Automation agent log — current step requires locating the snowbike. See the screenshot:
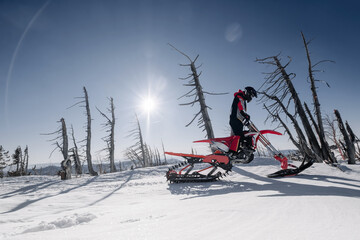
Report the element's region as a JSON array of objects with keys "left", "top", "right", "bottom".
[{"left": 166, "top": 121, "right": 314, "bottom": 183}]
